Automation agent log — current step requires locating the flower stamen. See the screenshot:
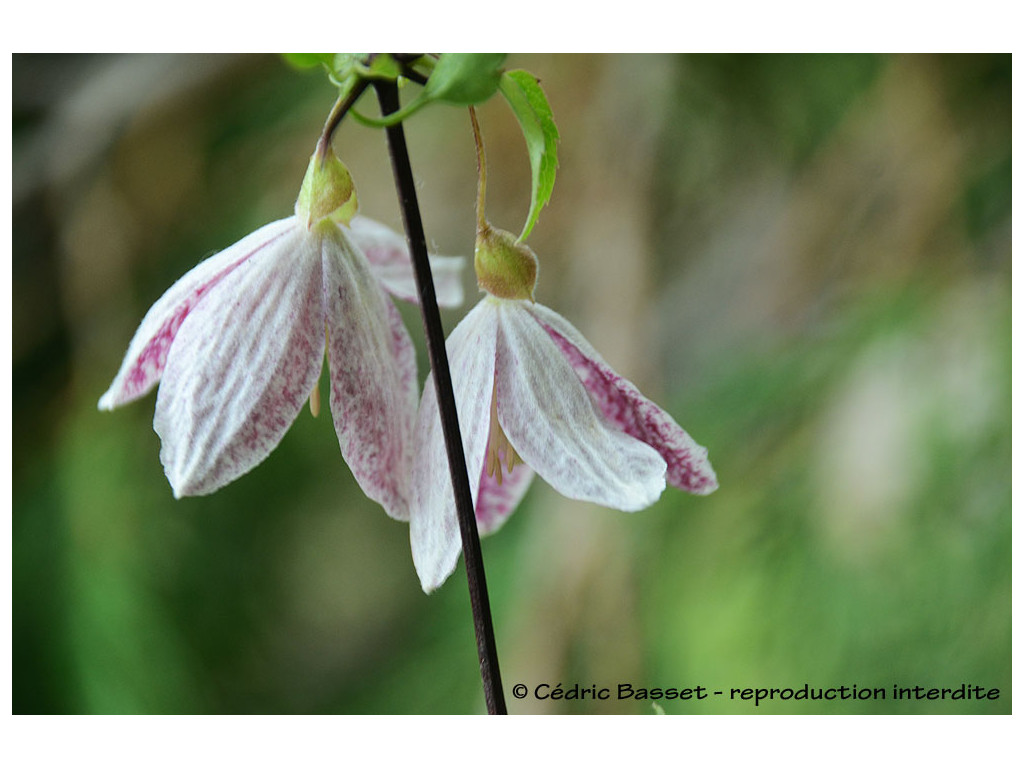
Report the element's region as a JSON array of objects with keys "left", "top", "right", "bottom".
[
  {"left": 485, "top": 382, "right": 521, "bottom": 485},
  {"left": 310, "top": 328, "right": 329, "bottom": 418},
  {"left": 309, "top": 381, "right": 321, "bottom": 418}
]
